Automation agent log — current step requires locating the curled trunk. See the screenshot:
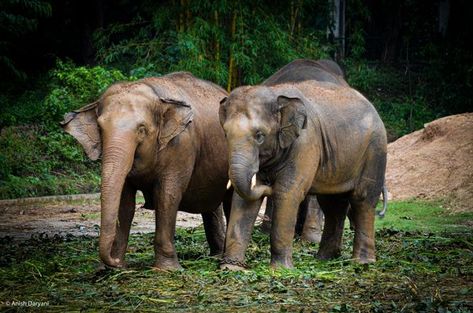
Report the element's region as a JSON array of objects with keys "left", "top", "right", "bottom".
[{"left": 228, "top": 151, "right": 271, "bottom": 201}]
